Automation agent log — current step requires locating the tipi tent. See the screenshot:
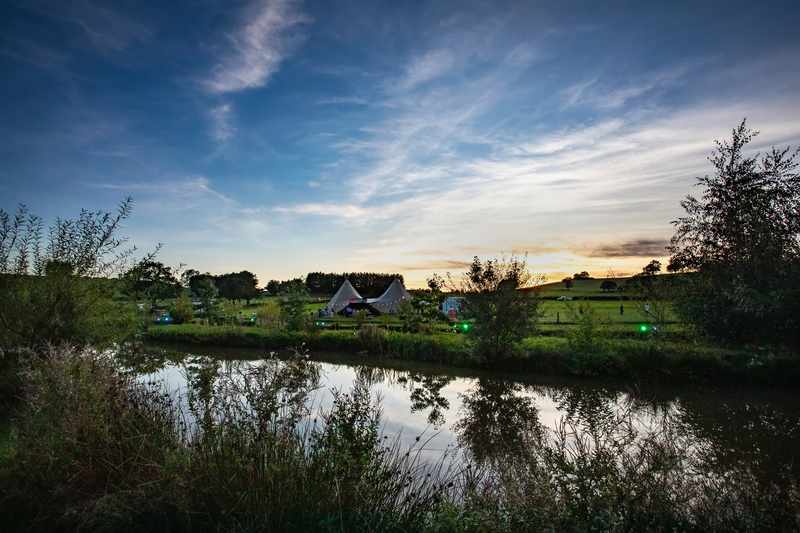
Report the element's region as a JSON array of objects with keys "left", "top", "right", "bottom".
[
  {"left": 369, "top": 279, "right": 412, "bottom": 314},
  {"left": 325, "top": 279, "right": 363, "bottom": 315}
]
